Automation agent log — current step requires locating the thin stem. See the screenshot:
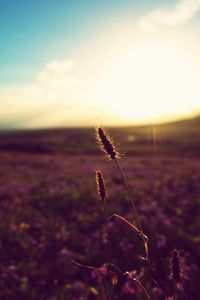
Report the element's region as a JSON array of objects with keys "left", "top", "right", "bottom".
[
  {"left": 103, "top": 199, "right": 113, "bottom": 300},
  {"left": 114, "top": 158, "right": 149, "bottom": 260},
  {"left": 102, "top": 199, "right": 112, "bottom": 265},
  {"left": 125, "top": 271, "right": 151, "bottom": 300},
  {"left": 73, "top": 260, "right": 150, "bottom": 300},
  {"left": 173, "top": 281, "right": 178, "bottom": 300},
  {"left": 114, "top": 158, "right": 153, "bottom": 299},
  {"left": 107, "top": 214, "right": 140, "bottom": 234},
  {"left": 114, "top": 158, "right": 142, "bottom": 232},
  {"left": 103, "top": 200, "right": 107, "bottom": 238}
]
